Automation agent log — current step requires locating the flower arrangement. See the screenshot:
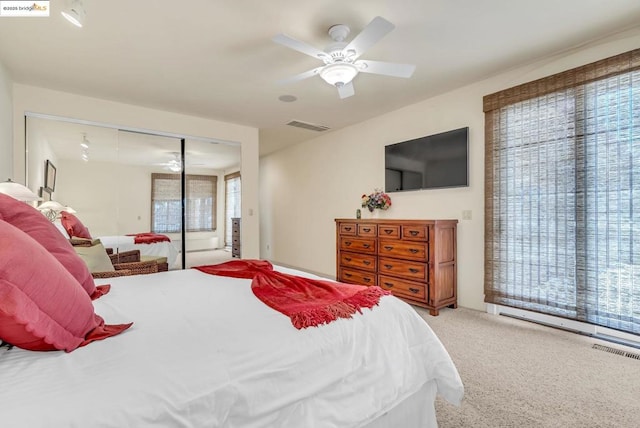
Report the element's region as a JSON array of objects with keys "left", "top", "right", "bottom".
[{"left": 361, "top": 189, "right": 392, "bottom": 212}]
